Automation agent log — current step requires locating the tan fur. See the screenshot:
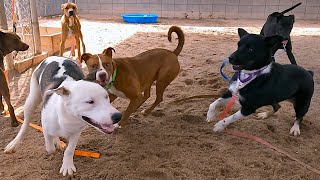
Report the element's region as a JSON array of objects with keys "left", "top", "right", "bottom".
[
  {"left": 59, "top": 3, "right": 85, "bottom": 63},
  {"left": 0, "top": 31, "right": 29, "bottom": 127},
  {"left": 82, "top": 26, "right": 185, "bottom": 126}
]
